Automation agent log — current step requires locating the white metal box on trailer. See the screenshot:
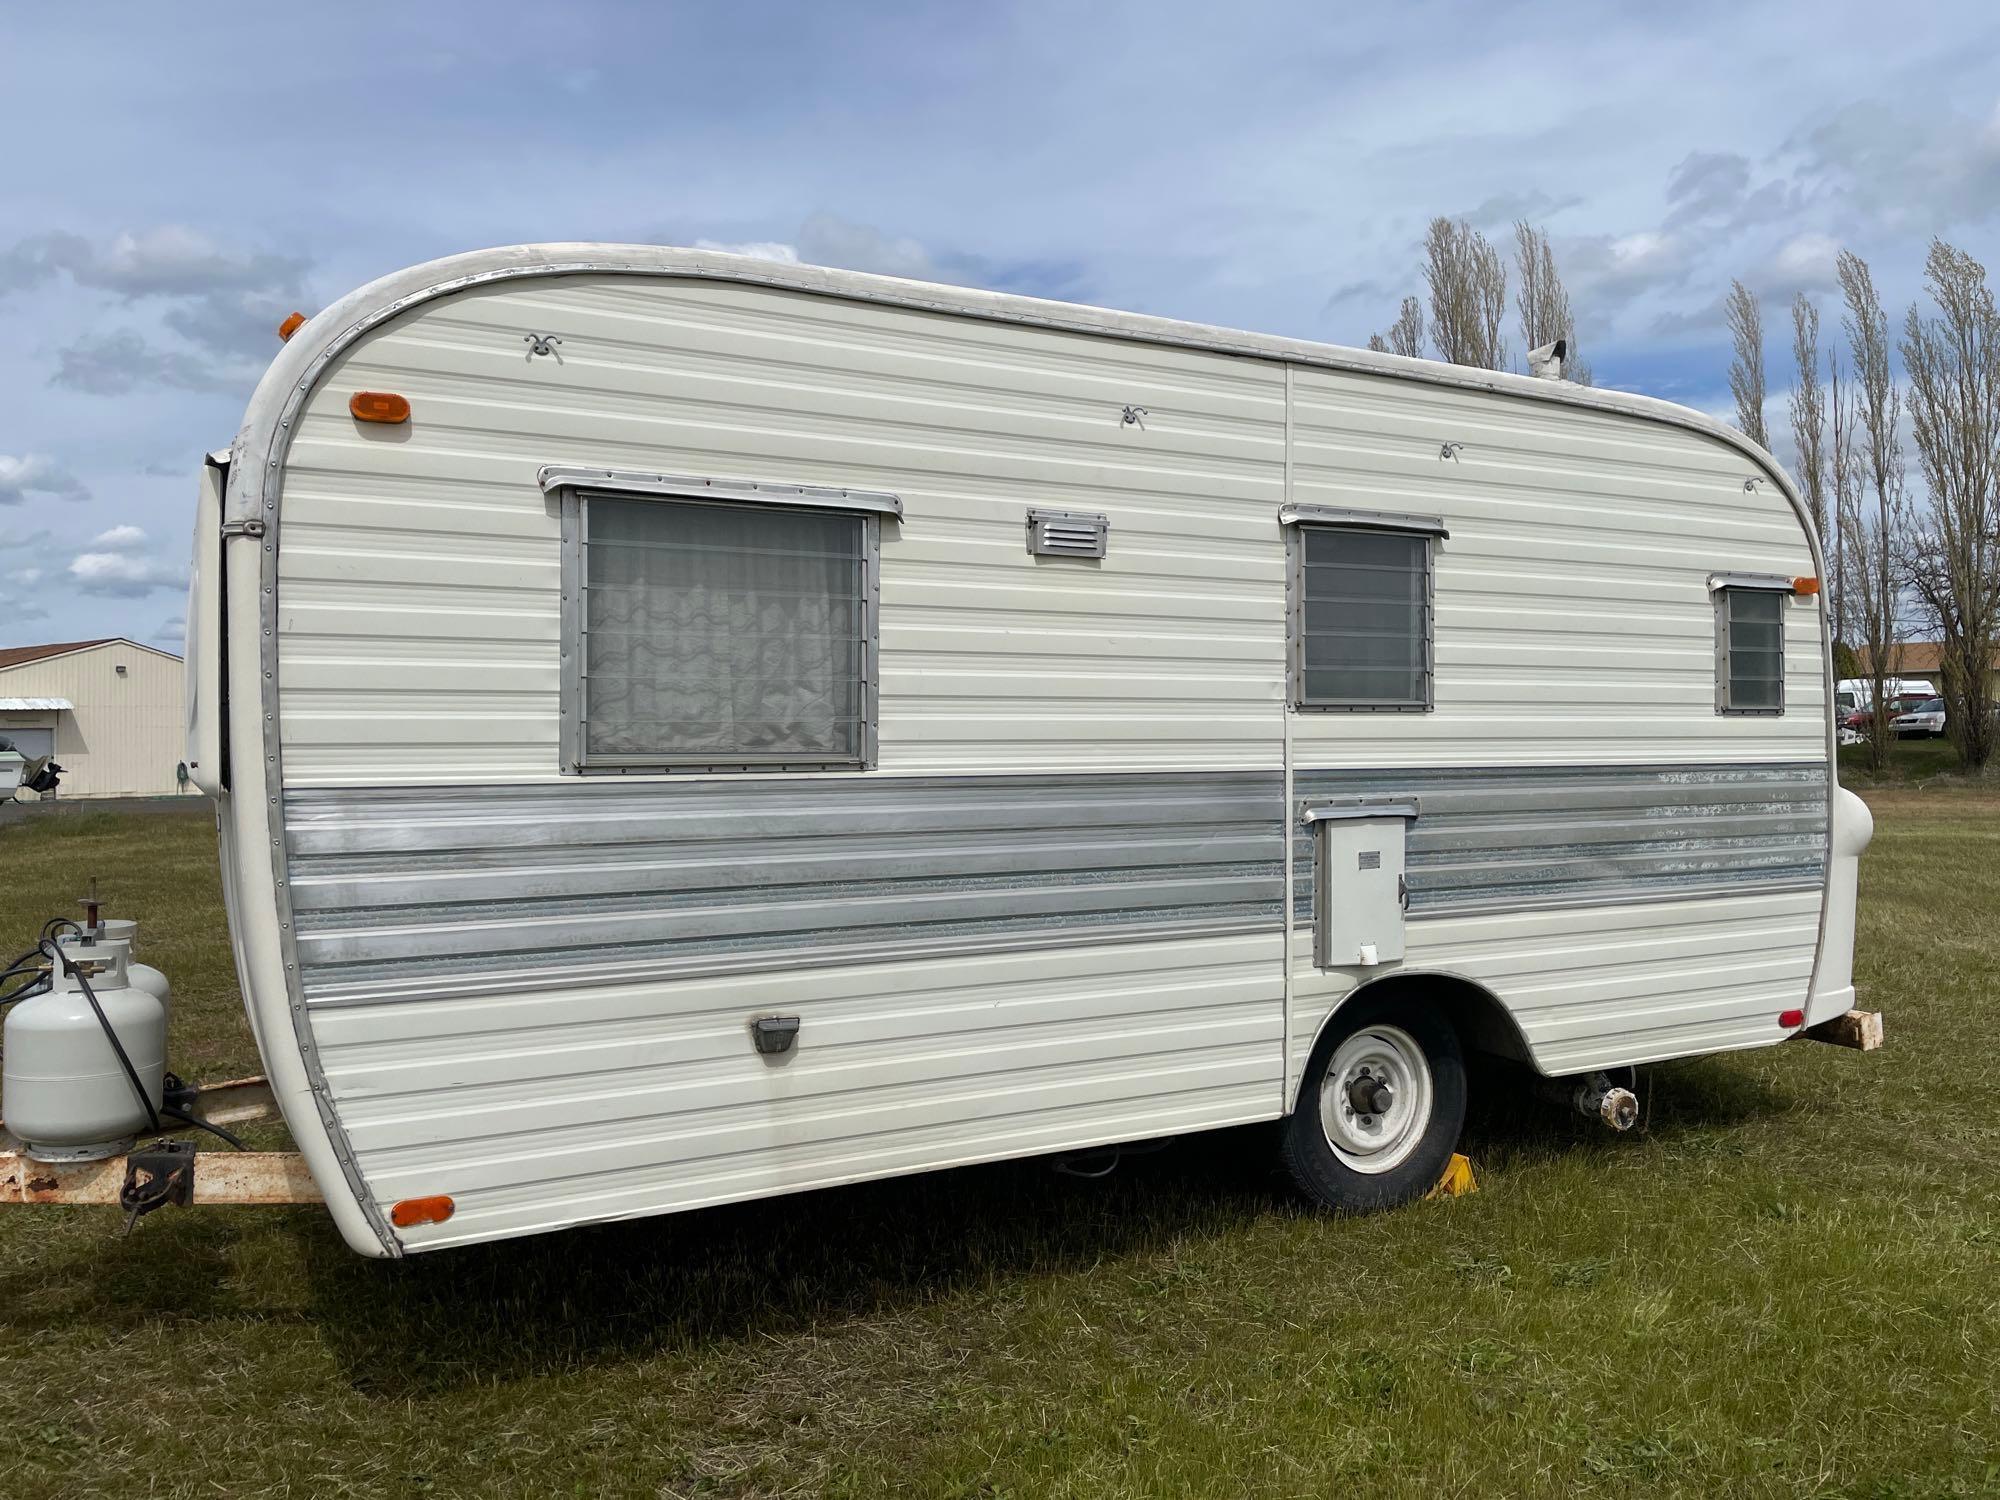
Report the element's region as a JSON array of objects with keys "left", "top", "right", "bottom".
[{"left": 175, "top": 244, "right": 1872, "bottom": 1257}]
